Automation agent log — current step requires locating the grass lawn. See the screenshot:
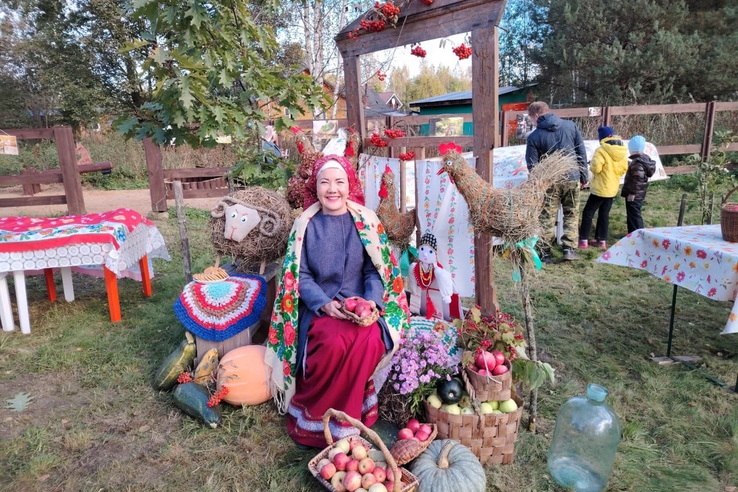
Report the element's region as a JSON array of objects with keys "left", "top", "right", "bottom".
[{"left": 1, "top": 178, "right": 737, "bottom": 492}]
